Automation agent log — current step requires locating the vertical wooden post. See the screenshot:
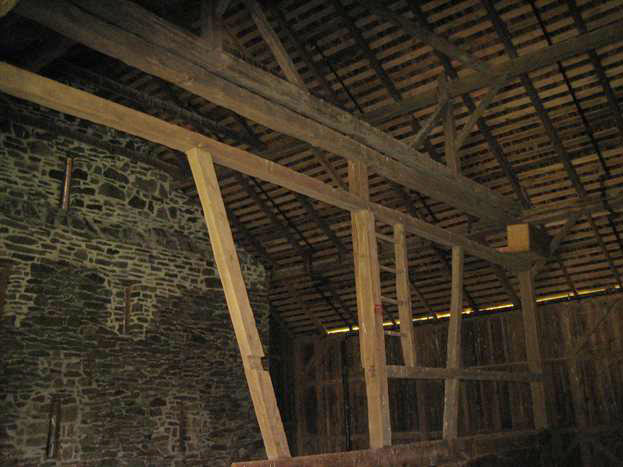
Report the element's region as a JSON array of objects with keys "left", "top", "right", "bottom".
[
  {"left": 518, "top": 269, "right": 549, "bottom": 430},
  {"left": 201, "top": 0, "right": 224, "bottom": 49},
  {"left": 348, "top": 160, "right": 392, "bottom": 449},
  {"left": 187, "top": 147, "right": 290, "bottom": 459},
  {"left": 561, "top": 309, "right": 592, "bottom": 466},
  {"left": 393, "top": 223, "right": 416, "bottom": 367},
  {"left": 440, "top": 74, "right": 459, "bottom": 175},
  {"left": 443, "top": 246, "right": 464, "bottom": 440}
]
